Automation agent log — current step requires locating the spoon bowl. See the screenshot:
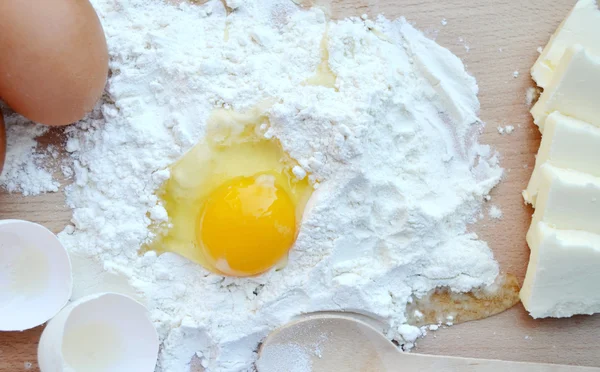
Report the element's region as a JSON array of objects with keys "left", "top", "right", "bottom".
[{"left": 258, "top": 314, "right": 599, "bottom": 372}]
